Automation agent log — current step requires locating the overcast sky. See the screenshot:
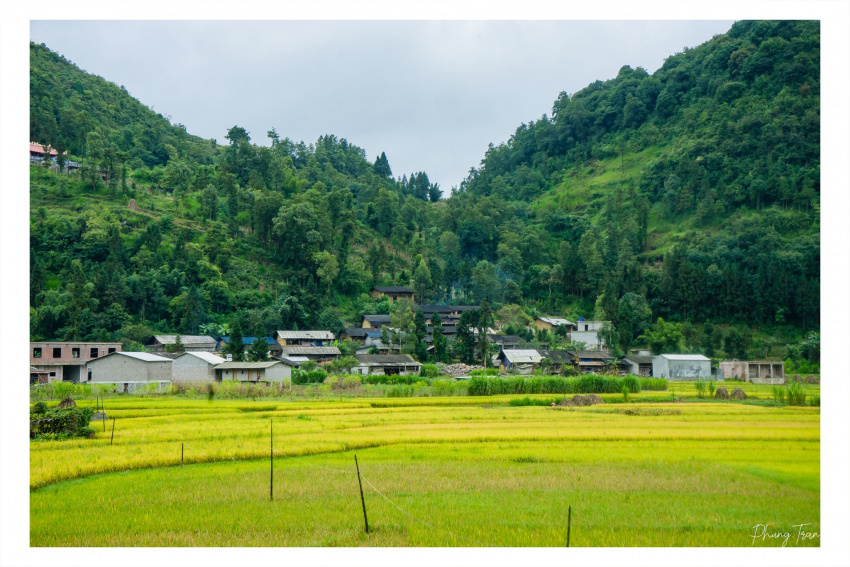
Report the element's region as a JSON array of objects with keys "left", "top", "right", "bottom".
[{"left": 30, "top": 20, "right": 734, "bottom": 192}]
